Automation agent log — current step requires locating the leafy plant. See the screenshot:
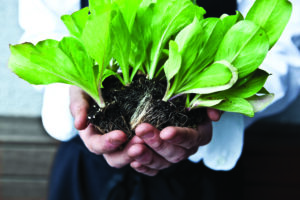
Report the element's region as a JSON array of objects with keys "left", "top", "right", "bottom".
[{"left": 8, "top": 0, "right": 292, "bottom": 117}]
